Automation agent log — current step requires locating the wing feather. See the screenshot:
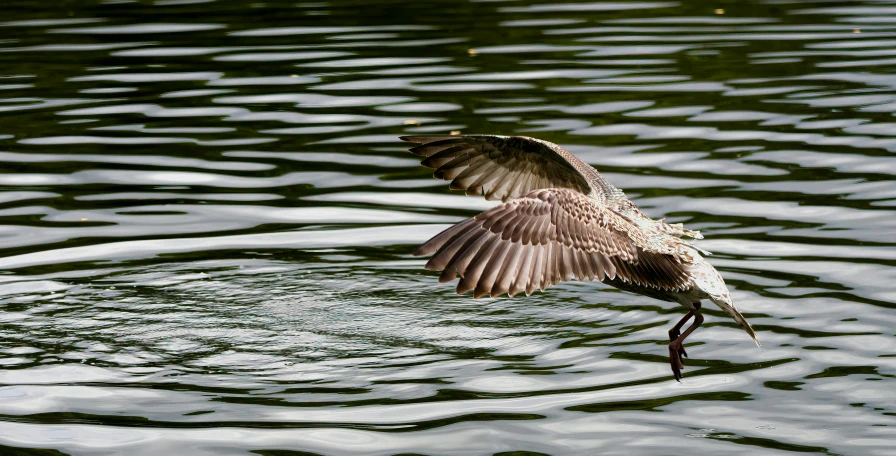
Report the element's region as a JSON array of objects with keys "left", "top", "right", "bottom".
[
  {"left": 527, "top": 243, "right": 544, "bottom": 295},
  {"left": 476, "top": 241, "right": 512, "bottom": 298},
  {"left": 509, "top": 247, "right": 534, "bottom": 297},
  {"left": 428, "top": 225, "right": 480, "bottom": 273},
  {"left": 402, "top": 135, "right": 611, "bottom": 201},
  {"left": 458, "top": 236, "right": 502, "bottom": 294},
  {"left": 414, "top": 188, "right": 693, "bottom": 298},
  {"left": 421, "top": 145, "right": 472, "bottom": 169}
]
